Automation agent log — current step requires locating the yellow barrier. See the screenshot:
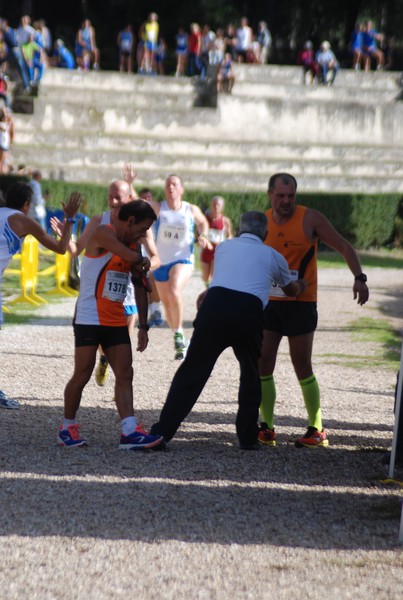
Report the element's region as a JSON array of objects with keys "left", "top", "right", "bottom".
[
  {"left": 6, "top": 235, "right": 47, "bottom": 306},
  {"left": 45, "top": 252, "right": 78, "bottom": 297},
  {"left": 3, "top": 237, "right": 79, "bottom": 309}
]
